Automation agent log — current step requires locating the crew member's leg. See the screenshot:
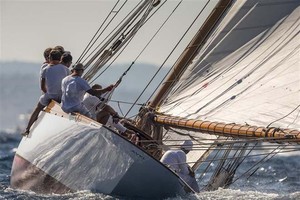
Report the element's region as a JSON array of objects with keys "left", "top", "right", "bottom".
[{"left": 22, "top": 102, "right": 45, "bottom": 136}]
